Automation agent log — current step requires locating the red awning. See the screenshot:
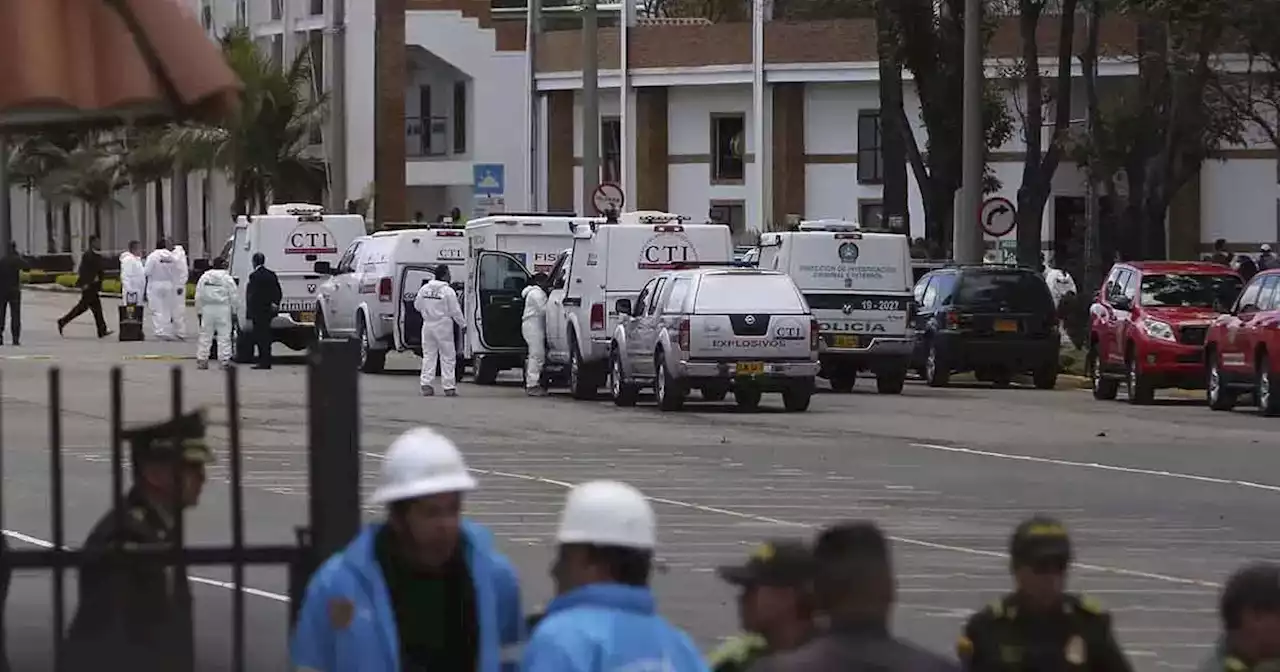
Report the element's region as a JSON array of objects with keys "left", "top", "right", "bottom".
[{"left": 0, "top": 0, "right": 241, "bottom": 129}]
